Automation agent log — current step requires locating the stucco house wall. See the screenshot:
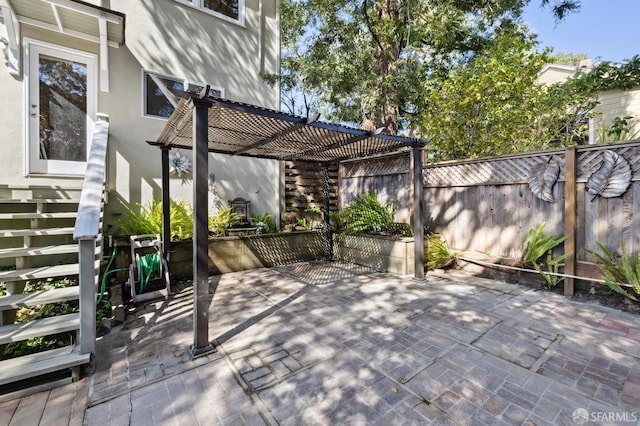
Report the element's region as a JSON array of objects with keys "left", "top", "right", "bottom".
[{"left": 0, "top": 0, "right": 281, "bottom": 228}]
